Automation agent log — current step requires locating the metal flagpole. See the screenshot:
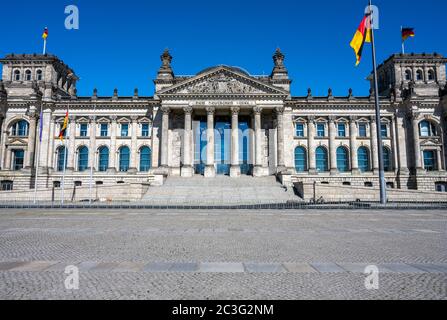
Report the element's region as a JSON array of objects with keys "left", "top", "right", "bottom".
[
  {"left": 89, "top": 104, "right": 97, "bottom": 204},
  {"left": 401, "top": 26, "right": 405, "bottom": 54},
  {"left": 369, "top": 0, "right": 387, "bottom": 204},
  {"left": 33, "top": 111, "right": 43, "bottom": 204},
  {"left": 43, "top": 39, "right": 47, "bottom": 55}
]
